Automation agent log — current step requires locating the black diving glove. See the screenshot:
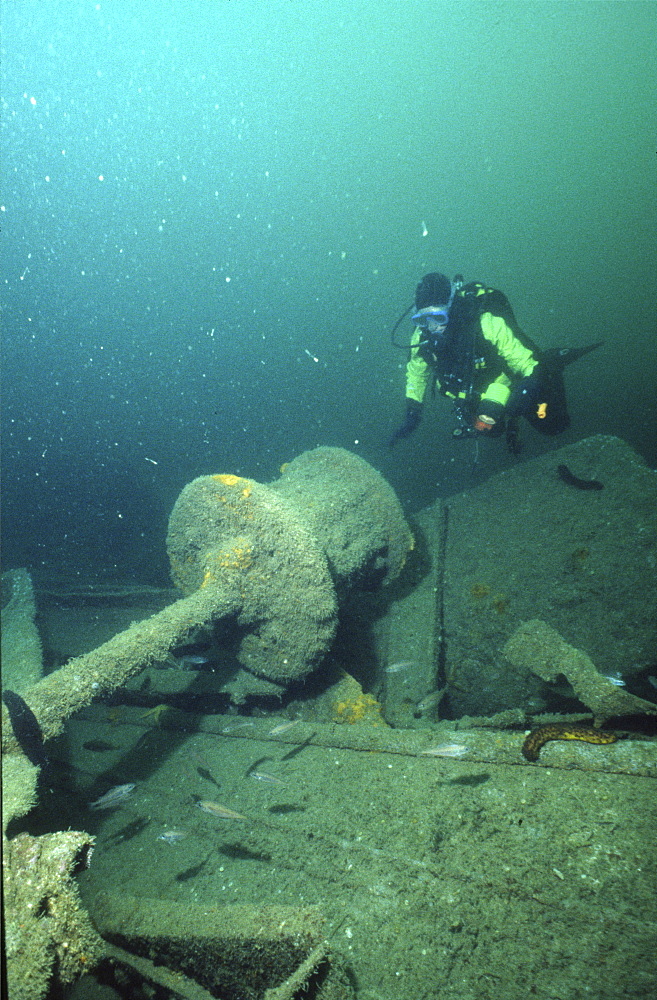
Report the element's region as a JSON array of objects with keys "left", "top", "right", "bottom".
[
  {"left": 506, "top": 371, "right": 544, "bottom": 418},
  {"left": 388, "top": 400, "right": 422, "bottom": 448}
]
